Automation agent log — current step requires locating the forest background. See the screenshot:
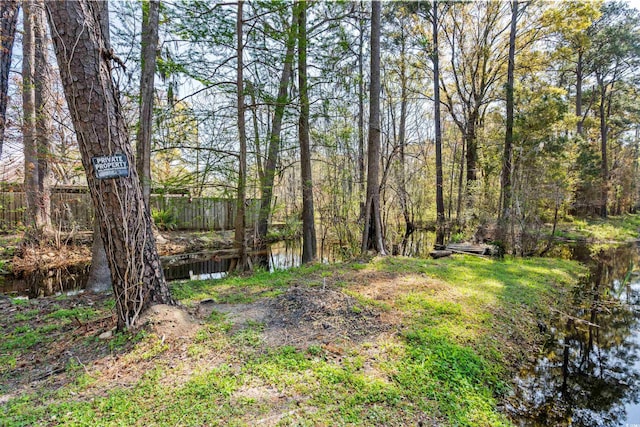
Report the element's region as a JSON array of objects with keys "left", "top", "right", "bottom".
[{"left": 1, "top": 0, "right": 640, "bottom": 260}]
